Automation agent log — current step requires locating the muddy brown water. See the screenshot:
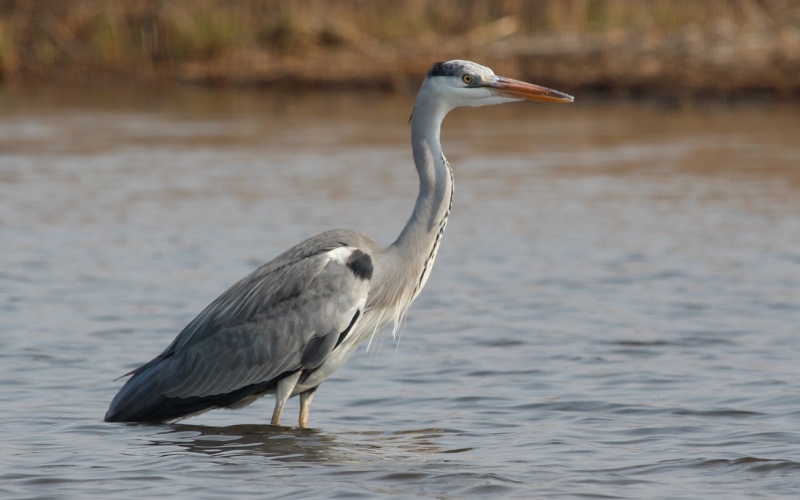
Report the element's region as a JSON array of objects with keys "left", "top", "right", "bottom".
[{"left": 2, "top": 86, "right": 800, "bottom": 498}]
